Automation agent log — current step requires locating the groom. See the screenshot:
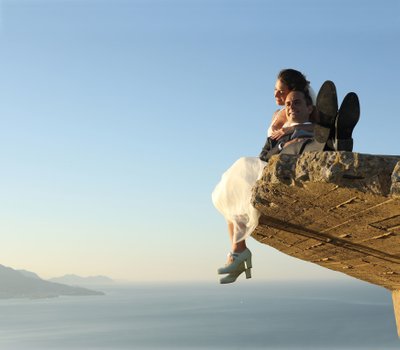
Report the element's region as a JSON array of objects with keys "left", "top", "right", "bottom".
[
  {"left": 260, "top": 82, "right": 360, "bottom": 160},
  {"left": 259, "top": 89, "right": 315, "bottom": 160}
]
